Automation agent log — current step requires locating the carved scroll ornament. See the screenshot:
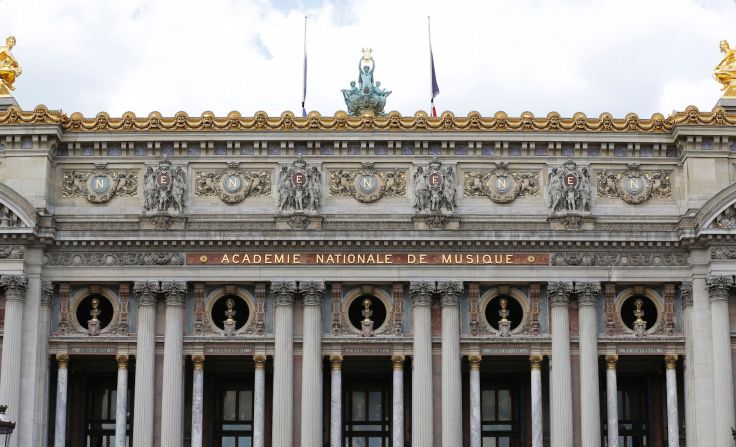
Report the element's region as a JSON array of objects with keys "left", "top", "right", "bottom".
[
  {"left": 195, "top": 162, "right": 271, "bottom": 204},
  {"left": 329, "top": 162, "right": 406, "bottom": 203},
  {"left": 62, "top": 165, "right": 138, "bottom": 203},
  {"left": 464, "top": 163, "right": 539, "bottom": 203},
  {"left": 596, "top": 165, "right": 671, "bottom": 204}
]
